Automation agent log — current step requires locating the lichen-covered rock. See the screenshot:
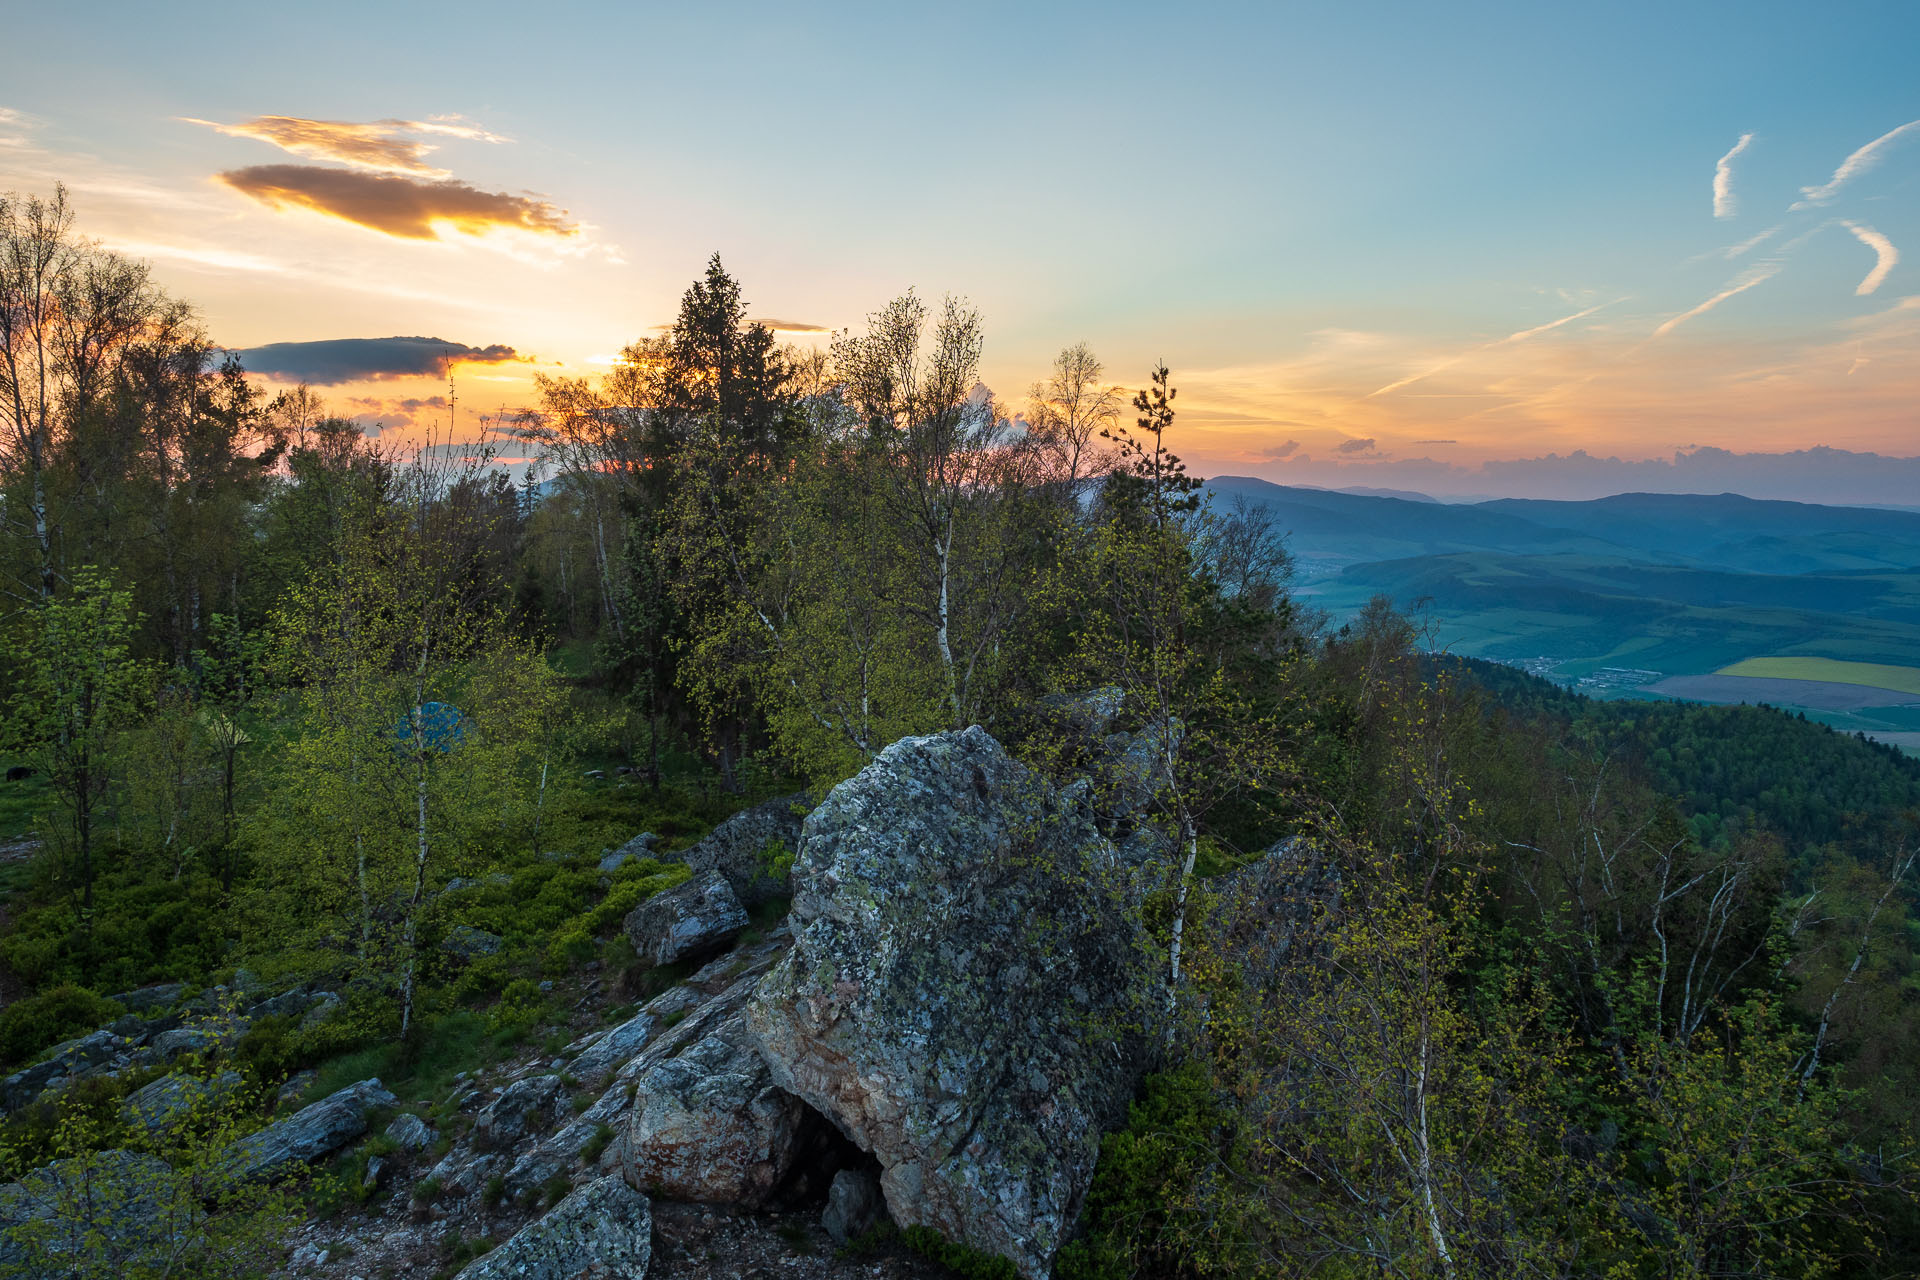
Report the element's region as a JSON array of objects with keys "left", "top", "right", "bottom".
[
  {"left": 601, "top": 831, "right": 657, "bottom": 873},
  {"left": 620, "top": 1013, "right": 812, "bottom": 1207},
  {"left": 675, "top": 793, "right": 808, "bottom": 907},
  {"left": 568, "top": 1007, "right": 658, "bottom": 1087},
  {"left": 476, "top": 1074, "right": 568, "bottom": 1149},
  {"left": 623, "top": 870, "right": 748, "bottom": 966},
  {"left": 108, "top": 982, "right": 185, "bottom": 1014},
  {"left": 453, "top": 1175, "right": 651, "bottom": 1279},
  {"left": 120, "top": 1070, "right": 244, "bottom": 1134},
  {"left": 222, "top": 1078, "right": 397, "bottom": 1183},
  {"left": 441, "top": 925, "right": 503, "bottom": 960},
  {"left": 822, "top": 1168, "right": 887, "bottom": 1244},
  {"left": 0, "top": 1150, "right": 178, "bottom": 1273},
  {"left": 1, "top": 1029, "right": 138, "bottom": 1112},
  {"left": 746, "top": 727, "right": 1157, "bottom": 1280},
  {"left": 386, "top": 1112, "right": 434, "bottom": 1150}
]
